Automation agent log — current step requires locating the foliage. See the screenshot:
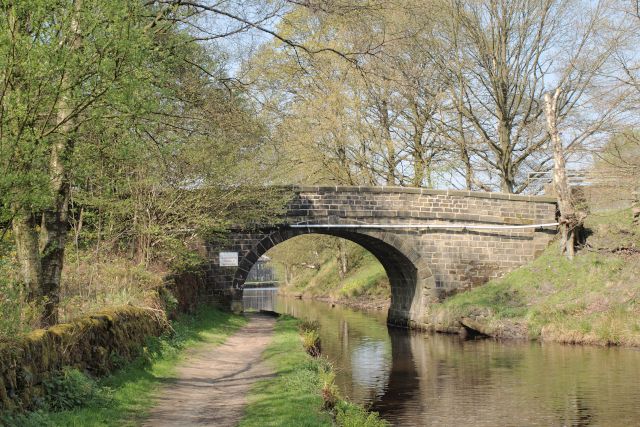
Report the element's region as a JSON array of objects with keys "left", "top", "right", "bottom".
[
  {"left": 301, "top": 329, "right": 322, "bottom": 357},
  {"left": 335, "top": 401, "right": 389, "bottom": 427},
  {"left": 248, "top": 0, "right": 622, "bottom": 193},
  {"left": 270, "top": 235, "right": 390, "bottom": 303},
  {"left": 0, "top": 0, "right": 292, "bottom": 326},
  {"left": 0, "top": 246, "right": 165, "bottom": 341},
  {"left": 298, "top": 319, "right": 320, "bottom": 333},
  {"left": 0, "top": 255, "right": 40, "bottom": 339},
  {"left": 43, "top": 368, "right": 109, "bottom": 412},
  {"left": 318, "top": 364, "right": 339, "bottom": 410},
  {"left": 338, "top": 262, "right": 389, "bottom": 299}
]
